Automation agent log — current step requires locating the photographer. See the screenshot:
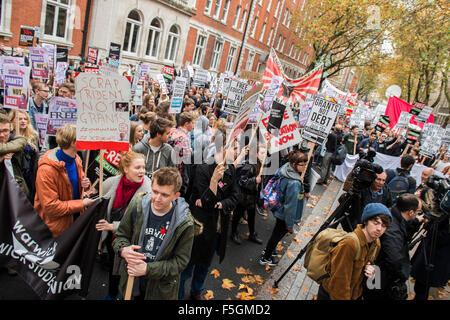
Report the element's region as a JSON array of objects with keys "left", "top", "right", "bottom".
[
  {"left": 364, "top": 194, "right": 422, "bottom": 300},
  {"left": 411, "top": 176, "right": 450, "bottom": 300},
  {"left": 386, "top": 154, "right": 417, "bottom": 199}
]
